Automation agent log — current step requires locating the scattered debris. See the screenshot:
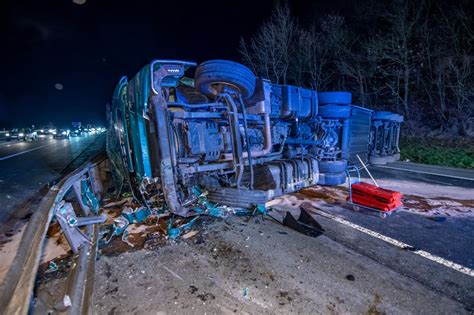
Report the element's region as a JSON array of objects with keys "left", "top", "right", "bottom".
[
  {"left": 182, "top": 230, "right": 199, "bottom": 240},
  {"left": 188, "top": 285, "right": 198, "bottom": 294},
  {"left": 103, "top": 198, "right": 131, "bottom": 208},
  {"left": 168, "top": 217, "right": 199, "bottom": 240},
  {"left": 401, "top": 246, "right": 419, "bottom": 252},
  {"left": 282, "top": 208, "right": 324, "bottom": 238},
  {"left": 243, "top": 287, "right": 249, "bottom": 299},
  {"left": 98, "top": 185, "right": 270, "bottom": 247},
  {"left": 197, "top": 292, "right": 215, "bottom": 302},
  {"left": 46, "top": 261, "right": 58, "bottom": 273},
  {"left": 122, "top": 207, "right": 150, "bottom": 224},
  {"left": 425, "top": 216, "right": 447, "bottom": 222}
]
